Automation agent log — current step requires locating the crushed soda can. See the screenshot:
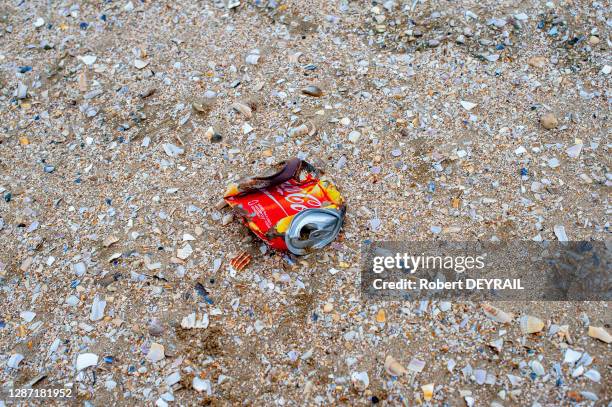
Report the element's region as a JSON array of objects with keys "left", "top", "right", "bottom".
[{"left": 223, "top": 158, "right": 346, "bottom": 255}]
